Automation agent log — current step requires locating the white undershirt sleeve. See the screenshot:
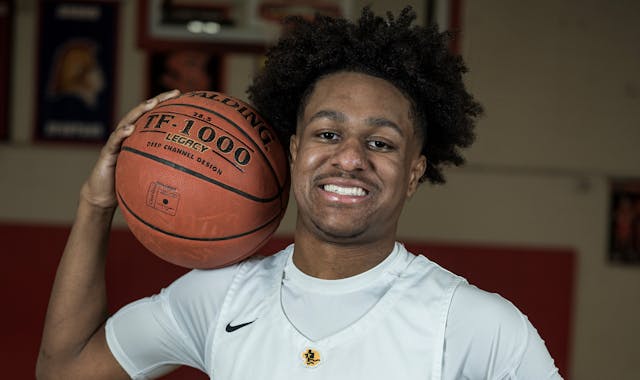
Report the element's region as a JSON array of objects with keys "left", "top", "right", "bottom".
[
  {"left": 513, "top": 319, "right": 562, "bottom": 380},
  {"left": 444, "top": 283, "right": 562, "bottom": 380},
  {"left": 106, "top": 293, "right": 191, "bottom": 379},
  {"left": 105, "top": 265, "right": 239, "bottom": 379}
]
